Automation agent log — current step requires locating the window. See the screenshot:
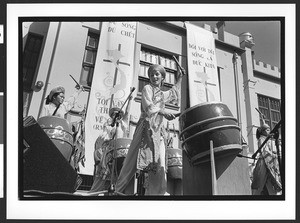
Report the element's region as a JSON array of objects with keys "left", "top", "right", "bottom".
[
  {"left": 80, "top": 32, "right": 99, "bottom": 87},
  {"left": 138, "top": 47, "right": 179, "bottom": 107},
  {"left": 257, "top": 94, "right": 281, "bottom": 129},
  {"left": 23, "top": 33, "right": 43, "bottom": 92}
]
